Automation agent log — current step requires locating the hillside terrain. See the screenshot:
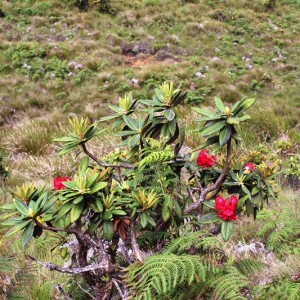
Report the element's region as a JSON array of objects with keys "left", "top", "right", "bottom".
[{"left": 0, "top": 0, "right": 300, "bottom": 299}]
